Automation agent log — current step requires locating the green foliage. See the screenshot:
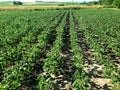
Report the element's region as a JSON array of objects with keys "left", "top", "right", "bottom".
[
  {"left": 113, "top": 0, "right": 120, "bottom": 8},
  {"left": 58, "top": 4, "right": 65, "bottom": 6},
  {"left": 13, "top": 1, "right": 23, "bottom": 5},
  {"left": 72, "top": 70, "right": 89, "bottom": 90},
  {"left": 43, "top": 13, "right": 66, "bottom": 75},
  {"left": 36, "top": 75, "right": 53, "bottom": 90},
  {"left": 0, "top": 84, "right": 6, "bottom": 90},
  {"left": 103, "top": 0, "right": 114, "bottom": 5},
  {"left": 100, "top": 0, "right": 120, "bottom": 8},
  {"left": 70, "top": 12, "right": 89, "bottom": 90}
]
